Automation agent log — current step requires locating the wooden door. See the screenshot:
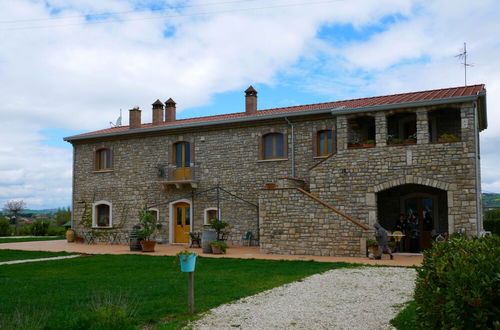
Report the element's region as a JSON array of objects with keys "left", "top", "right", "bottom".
[
  {"left": 405, "top": 197, "right": 434, "bottom": 251},
  {"left": 174, "top": 202, "right": 190, "bottom": 243},
  {"left": 174, "top": 142, "right": 191, "bottom": 180}
]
